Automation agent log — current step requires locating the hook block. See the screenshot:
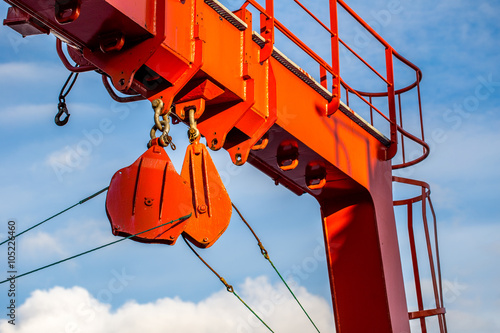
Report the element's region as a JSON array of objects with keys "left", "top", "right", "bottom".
[
  {"left": 181, "top": 142, "right": 232, "bottom": 248},
  {"left": 106, "top": 142, "right": 193, "bottom": 244}
]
